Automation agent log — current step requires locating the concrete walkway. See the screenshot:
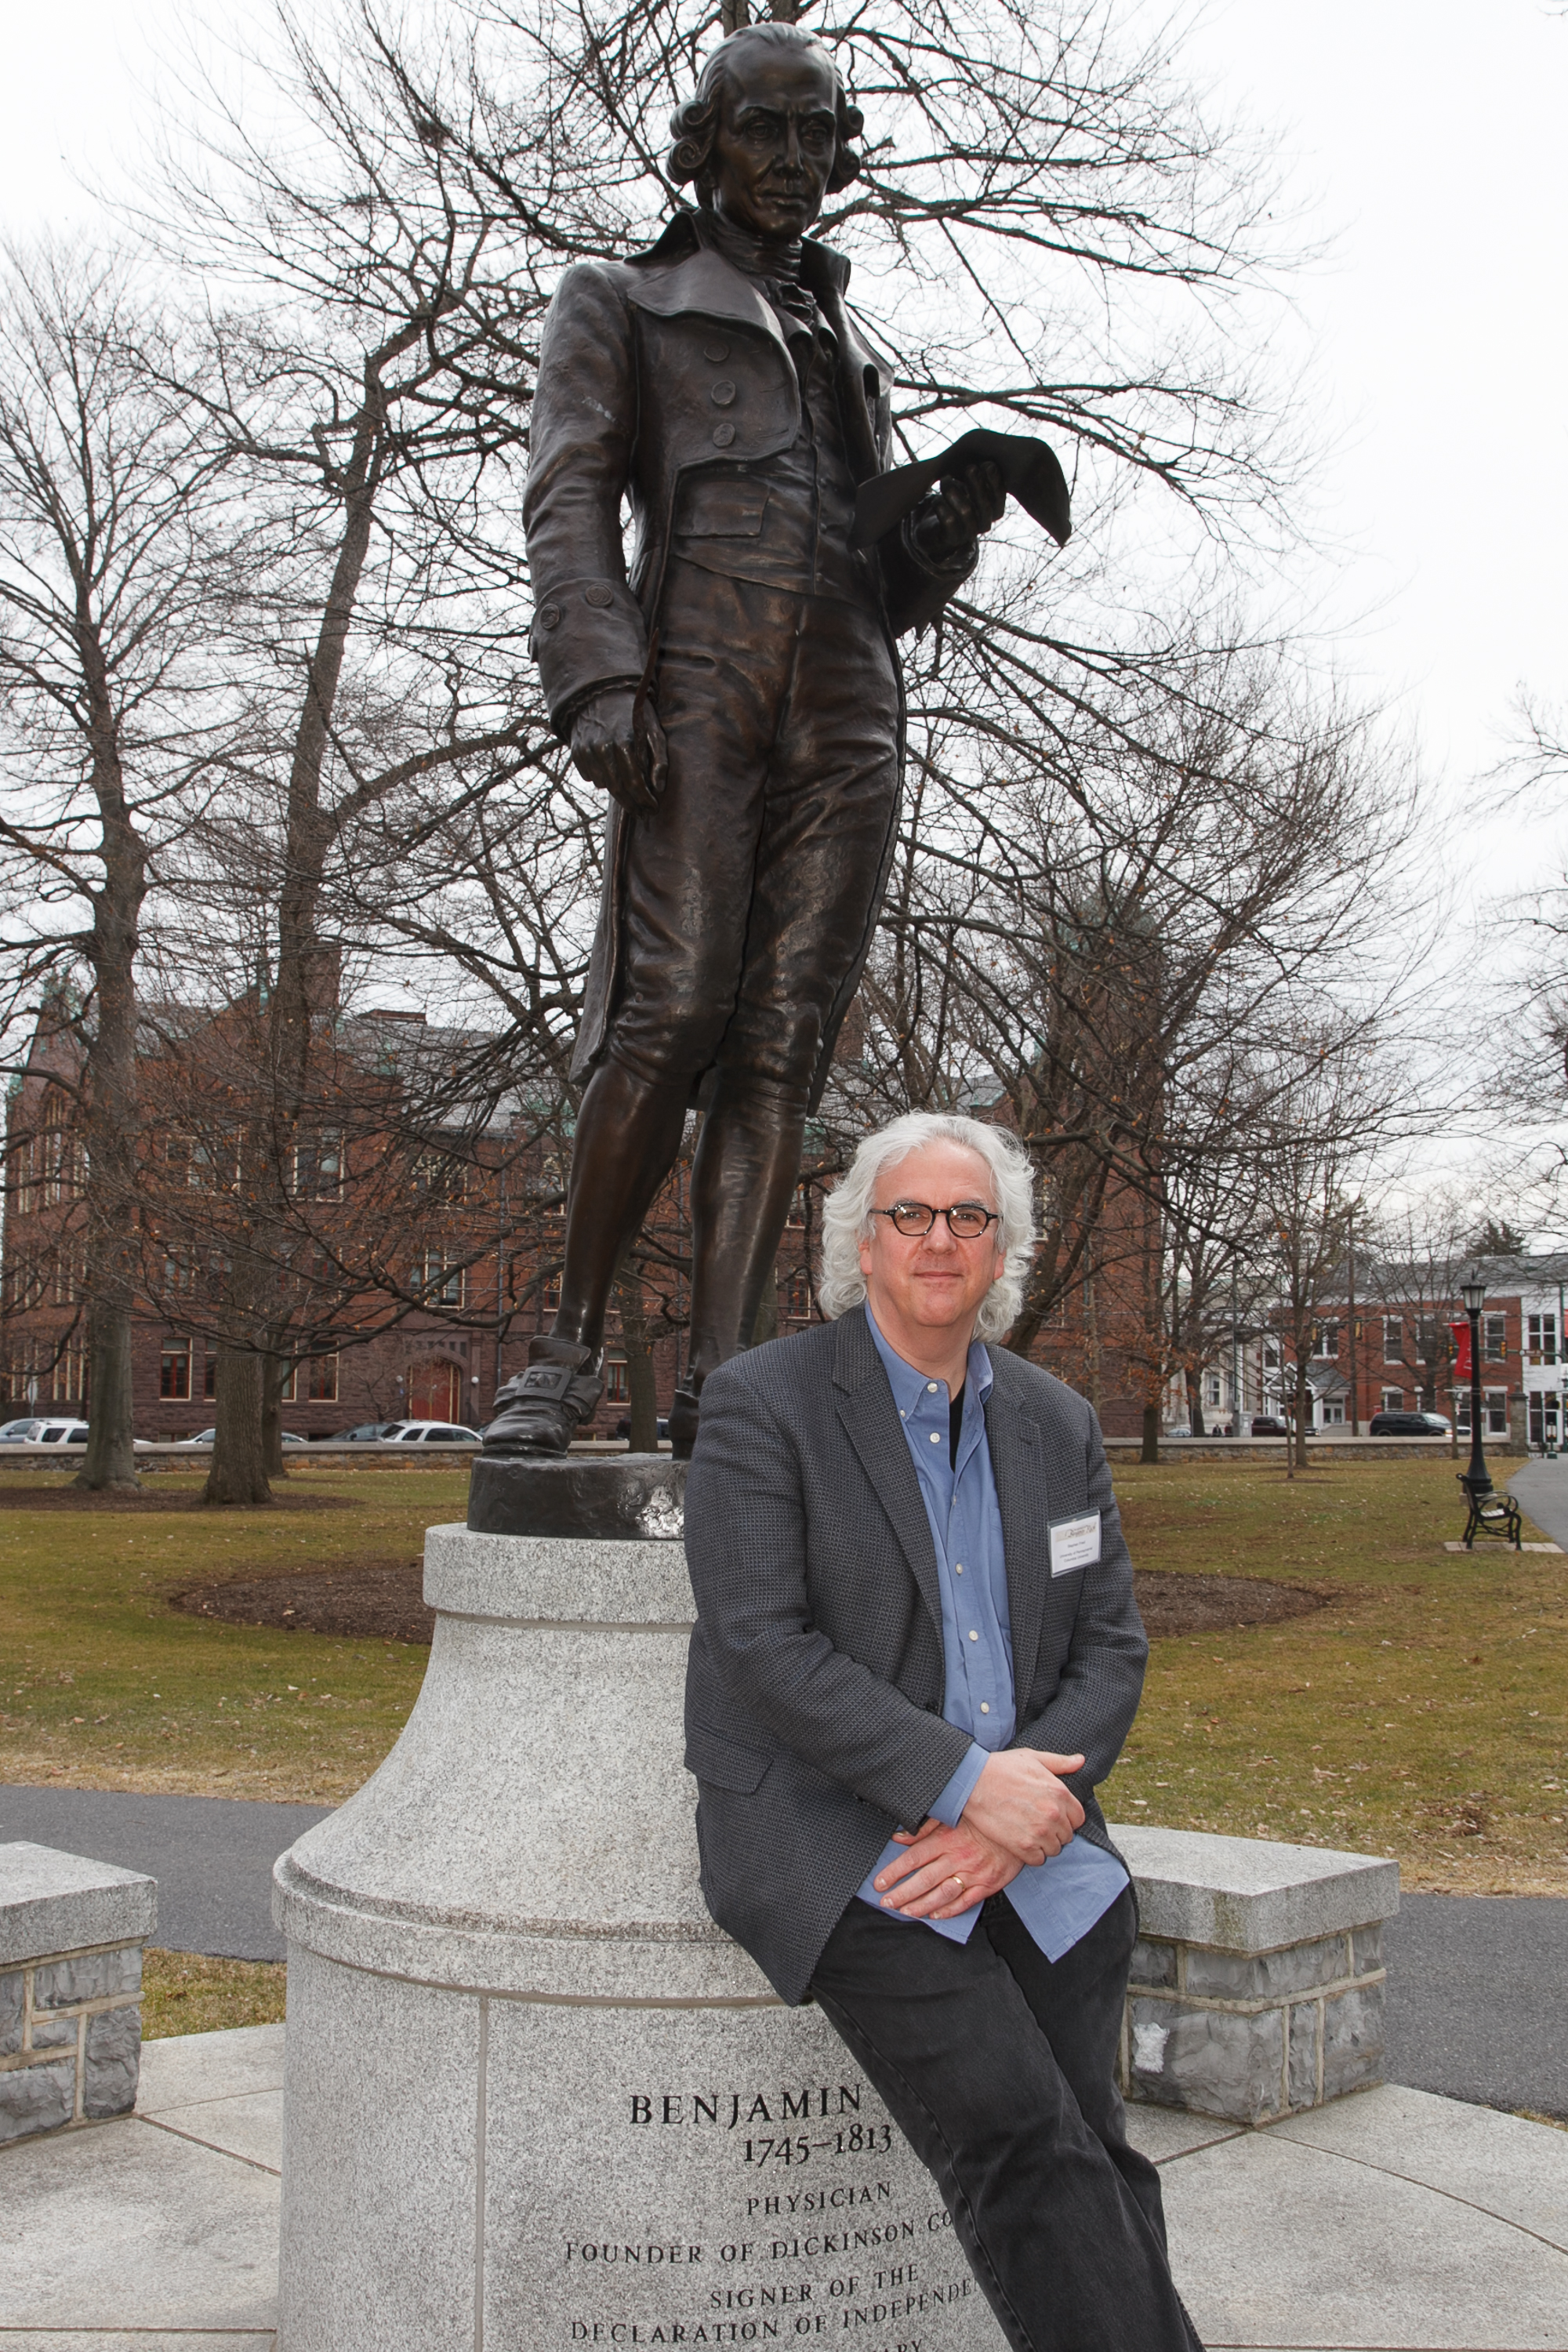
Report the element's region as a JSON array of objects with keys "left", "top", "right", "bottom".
[
  {"left": 1512, "top": 1456, "right": 1568, "bottom": 1549},
  {"left": 2, "top": 2025, "right": 1564, "bottom": 2350}
]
